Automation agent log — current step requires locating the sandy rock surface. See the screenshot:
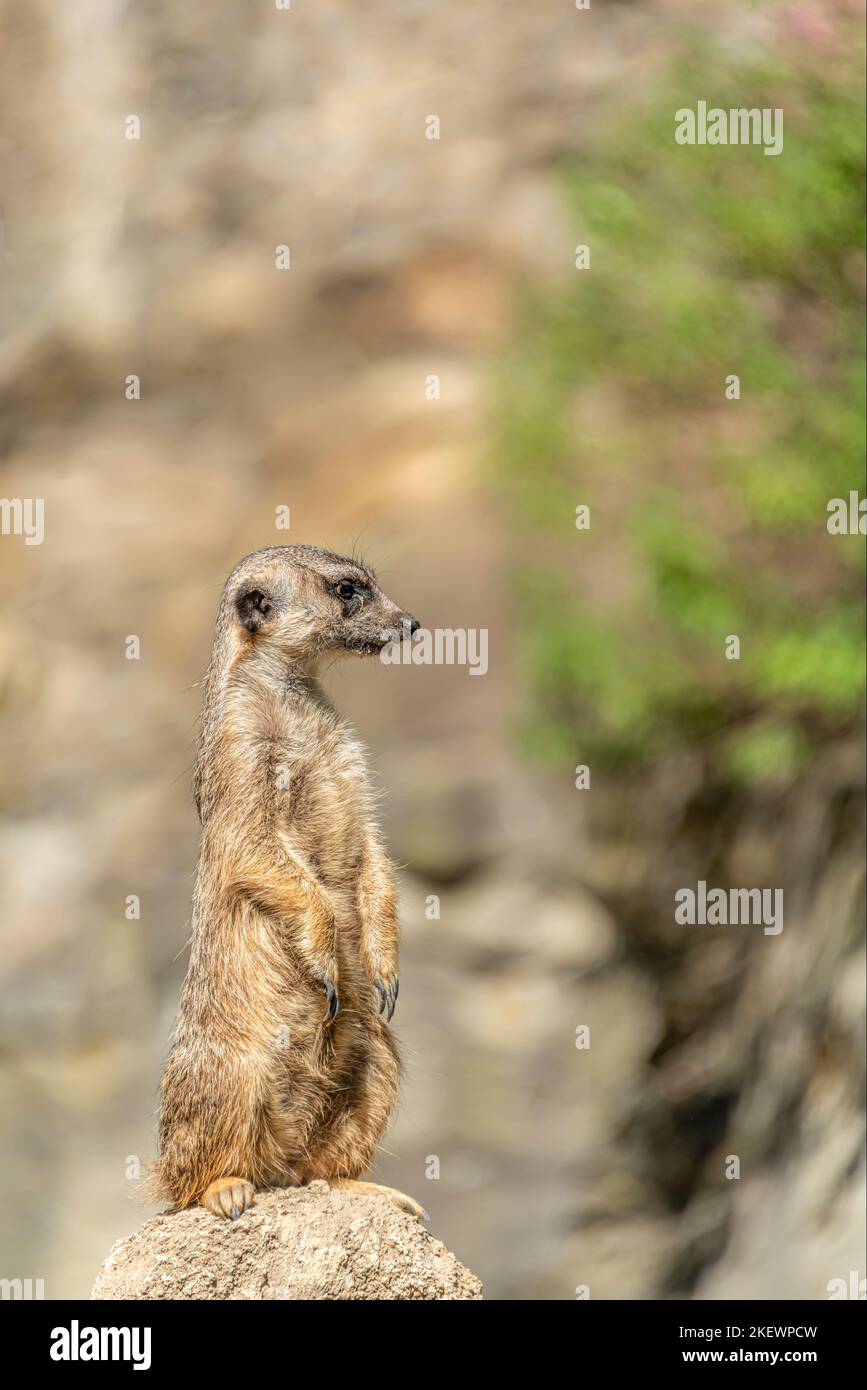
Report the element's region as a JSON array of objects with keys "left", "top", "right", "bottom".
[{"left": 91, "top": 1182, "right": 483, "bottom": 1301}]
